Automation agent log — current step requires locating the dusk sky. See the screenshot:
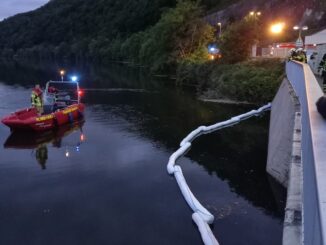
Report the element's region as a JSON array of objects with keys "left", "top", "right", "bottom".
[{"left": 0, "top": 0, "right": 49, "bottom": 20}]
